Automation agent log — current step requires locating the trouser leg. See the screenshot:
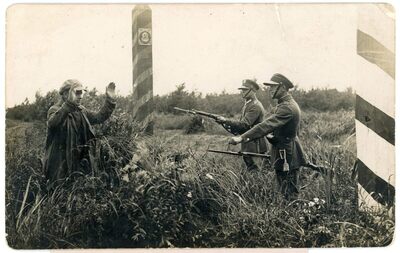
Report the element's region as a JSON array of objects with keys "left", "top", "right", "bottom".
[
  {"left": 286, "top": 168, "right": 299, "bottom": 200},
  {"left": 243, "top": 156, "right": 259, "bottom": 171},
  {"left": 275, "top": 169, "right": 286, "bottom": 196},
  {"left": 275, "top": 168, "right": 299, "bottom": 200}
]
